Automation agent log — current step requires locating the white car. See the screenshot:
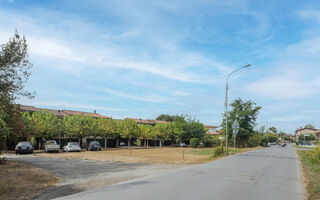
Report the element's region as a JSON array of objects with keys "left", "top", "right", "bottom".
[
  {"left": 45, "top": 140, "right": 60, "bottom": 153},
  {"left": 63, "top": 142, "right": 81, "bottom": 152}
]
